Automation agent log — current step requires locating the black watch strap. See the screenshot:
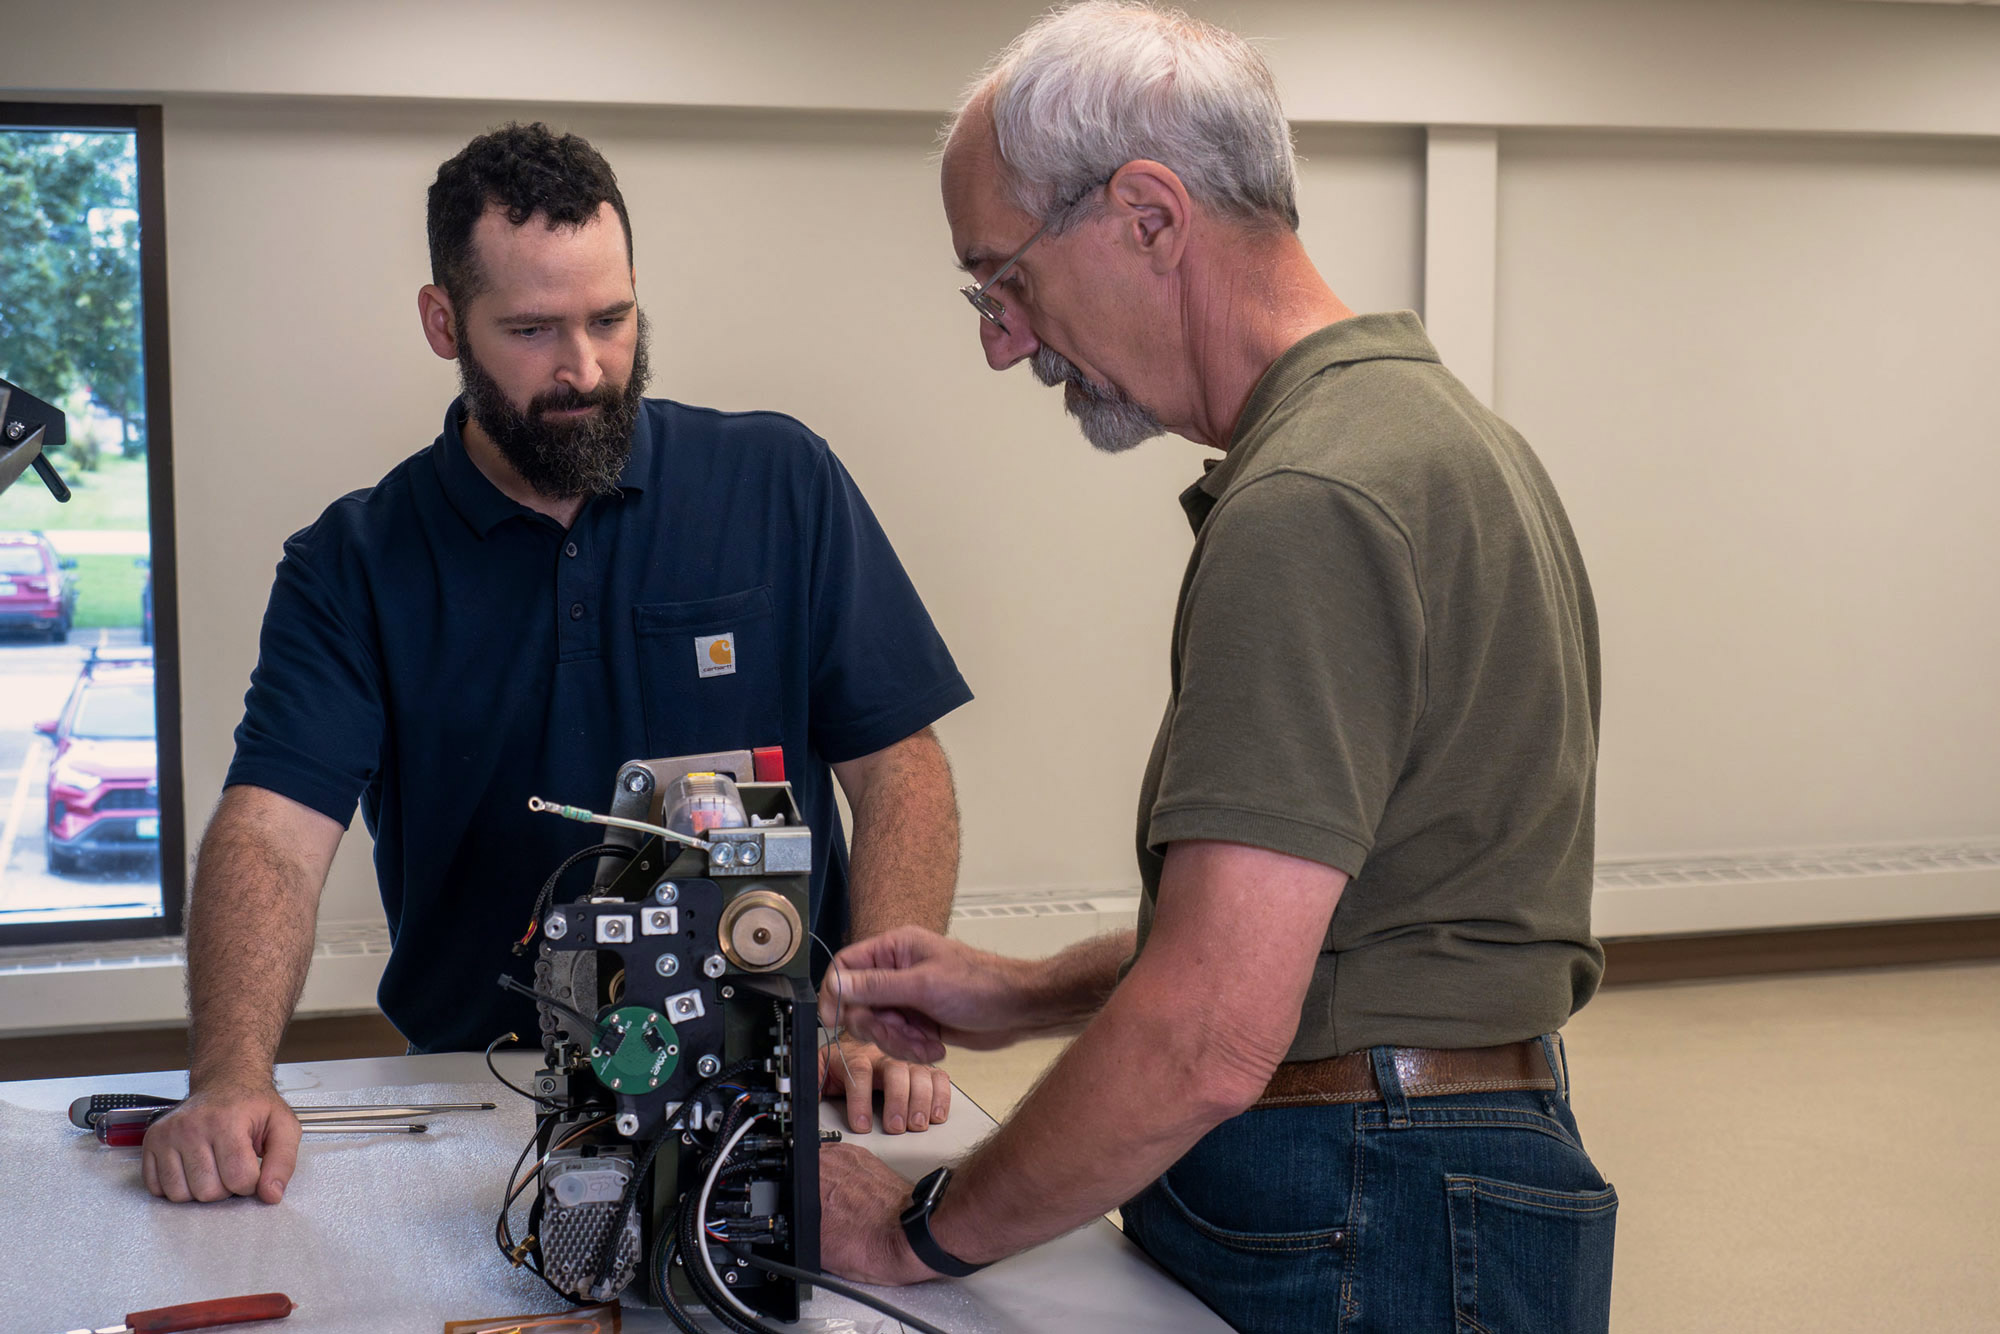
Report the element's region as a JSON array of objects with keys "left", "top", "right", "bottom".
[{"left": 900, "top": 1167, "right": 988, "bottom": 1277}]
